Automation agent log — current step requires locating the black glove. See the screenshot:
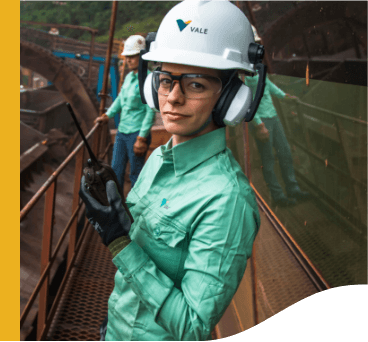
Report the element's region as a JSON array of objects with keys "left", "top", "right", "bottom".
[{"left": 79, "top": 176, "right": 131, "bottom": 246}]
